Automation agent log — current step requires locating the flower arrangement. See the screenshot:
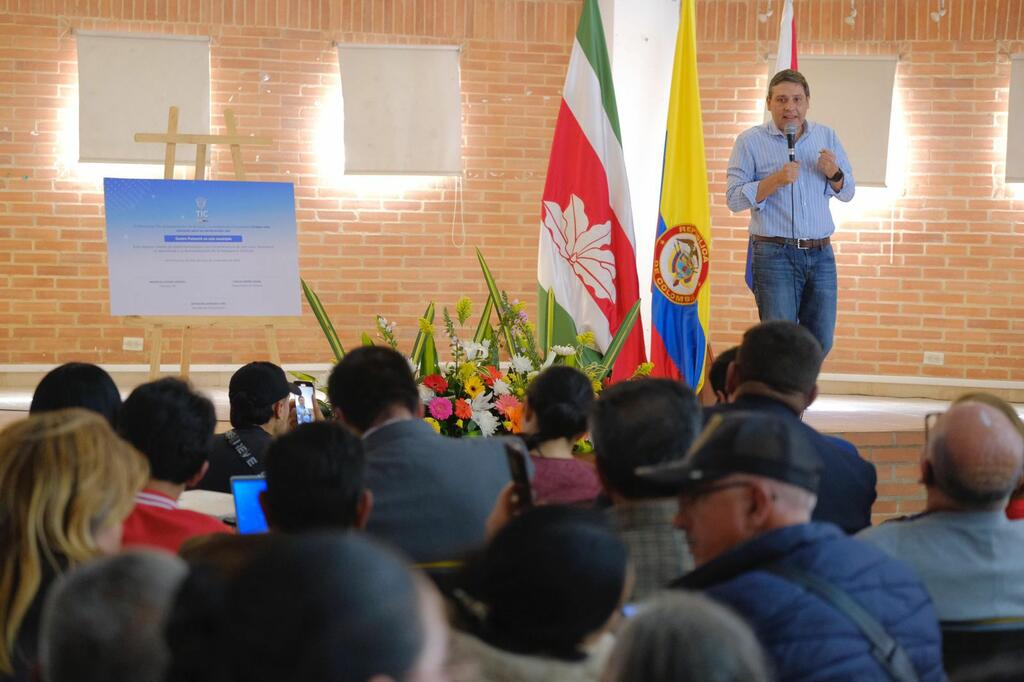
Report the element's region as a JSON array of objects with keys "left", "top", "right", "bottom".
[{"left": 298, "top": 249, "right": 650, "bottom": 438}]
